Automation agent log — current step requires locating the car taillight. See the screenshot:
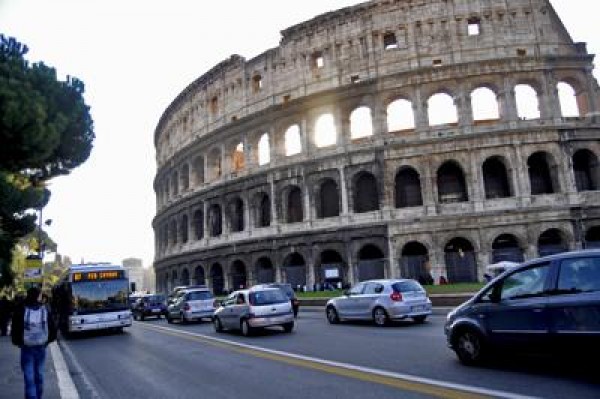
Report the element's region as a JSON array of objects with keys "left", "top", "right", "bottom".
[
  {"left": 183, "top": 303, "right": 190, "bottom": 311},
  {"left": 390, "top": 291, "right": 403, "bottom": 302}
]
